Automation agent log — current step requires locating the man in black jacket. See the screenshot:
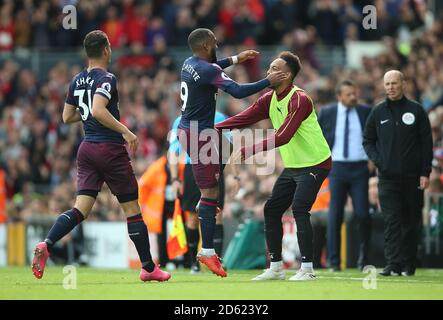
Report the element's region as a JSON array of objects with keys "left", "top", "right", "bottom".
[
  {"left": 318, "top": 80, "right": 372, "bottom": 272},
  {"left": 363, "top": 70, "right": 433, "bottom": 276}
]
